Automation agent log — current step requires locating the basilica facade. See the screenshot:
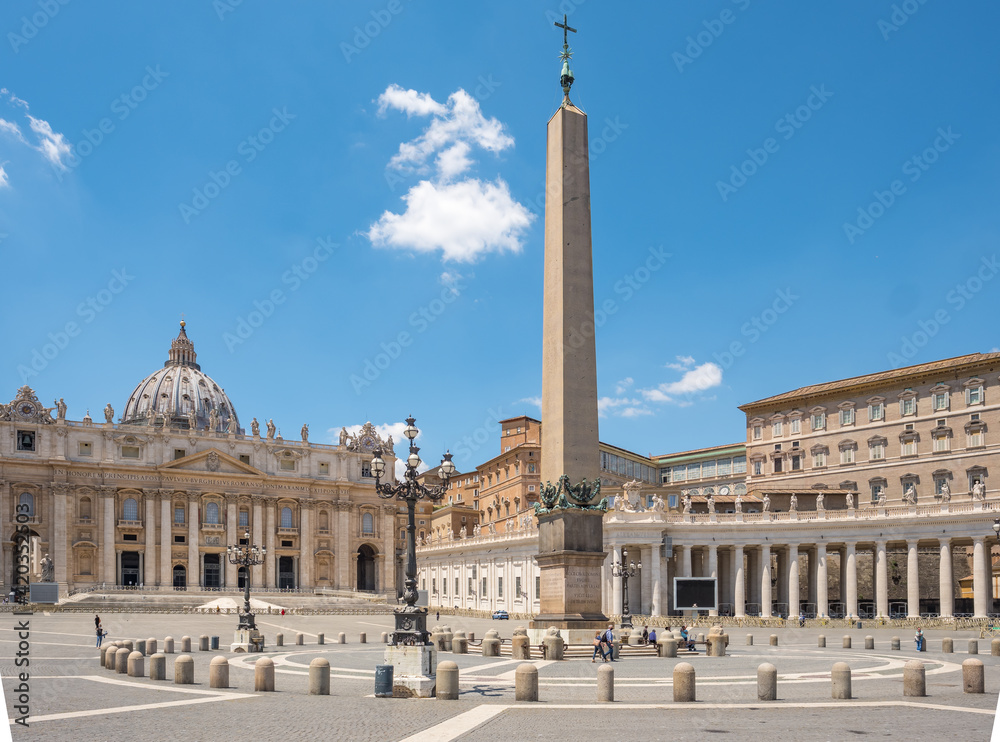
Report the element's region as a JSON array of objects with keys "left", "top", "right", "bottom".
[{"left": 1, "top": 323, "right": 404, "bottom": 598}]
